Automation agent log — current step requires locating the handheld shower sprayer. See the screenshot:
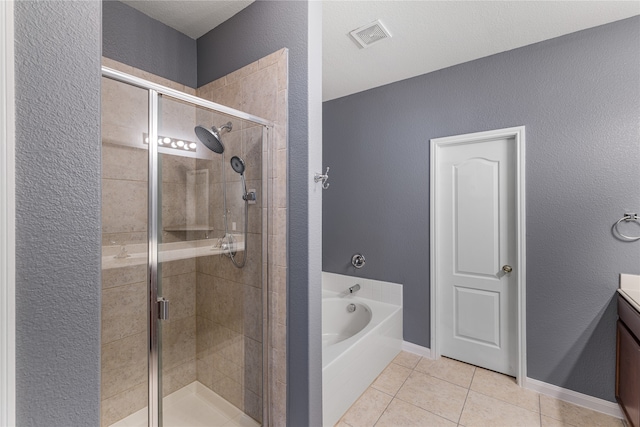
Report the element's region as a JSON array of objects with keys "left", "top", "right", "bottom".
[{"left": 230, "top": 156, "right": 256, "bottom": 202}]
